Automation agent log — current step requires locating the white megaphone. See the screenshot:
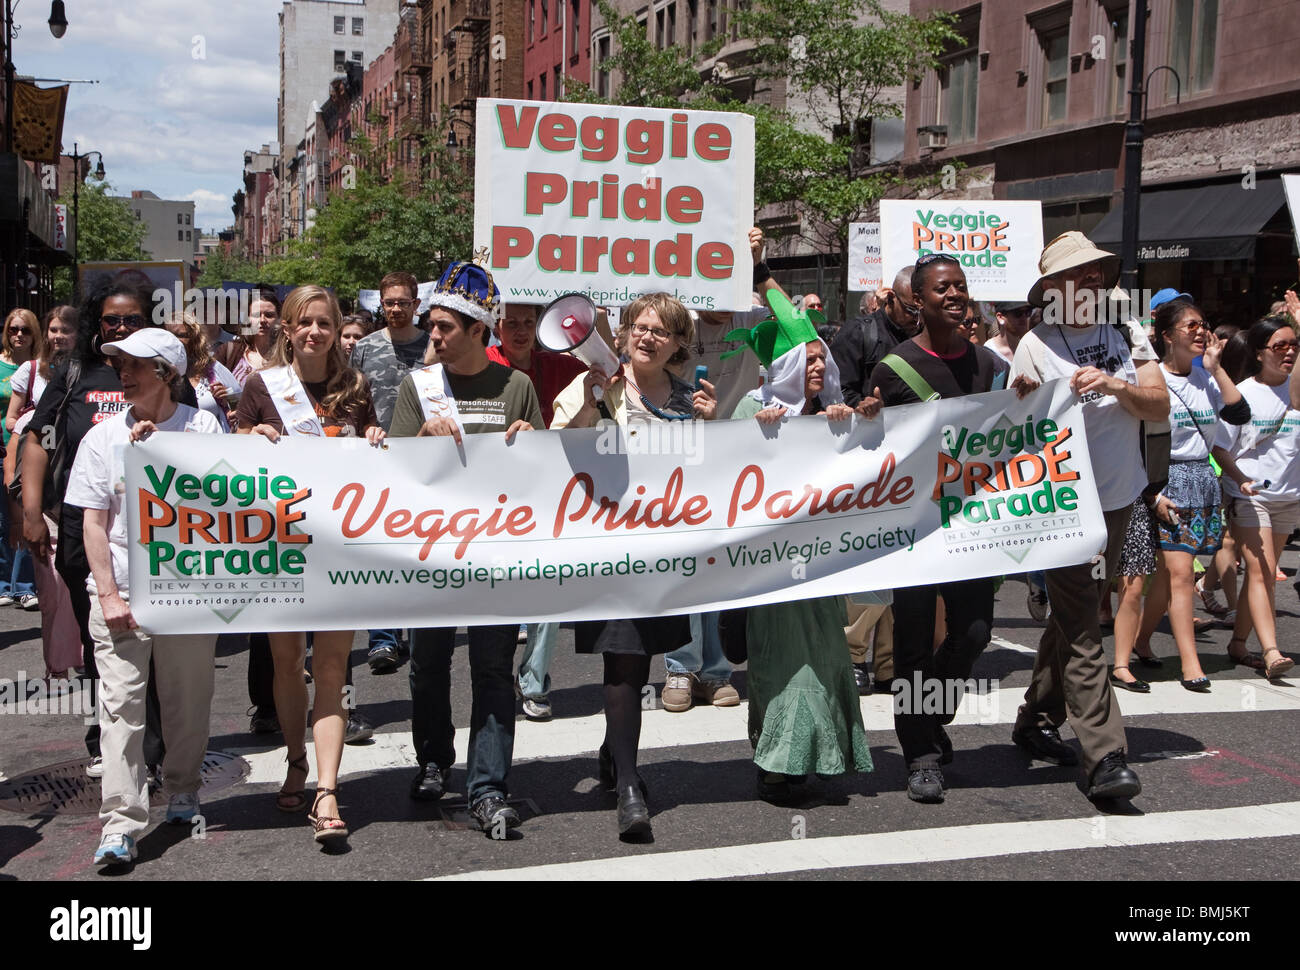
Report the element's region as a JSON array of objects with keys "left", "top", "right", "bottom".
[{"left": 536, "top": 293, "right": 621, "bottom": 399}]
